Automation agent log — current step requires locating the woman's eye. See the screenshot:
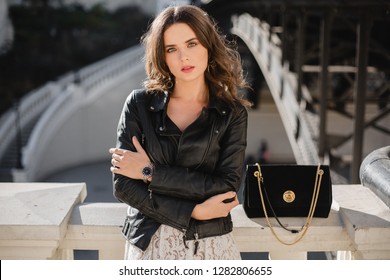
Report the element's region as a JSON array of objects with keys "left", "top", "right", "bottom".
[
  {"left": 188, "top": 42, "right": 197, "bottom": 47},
  {"left": 166, "top": 48, "right": 176, "bottom": 53}
]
